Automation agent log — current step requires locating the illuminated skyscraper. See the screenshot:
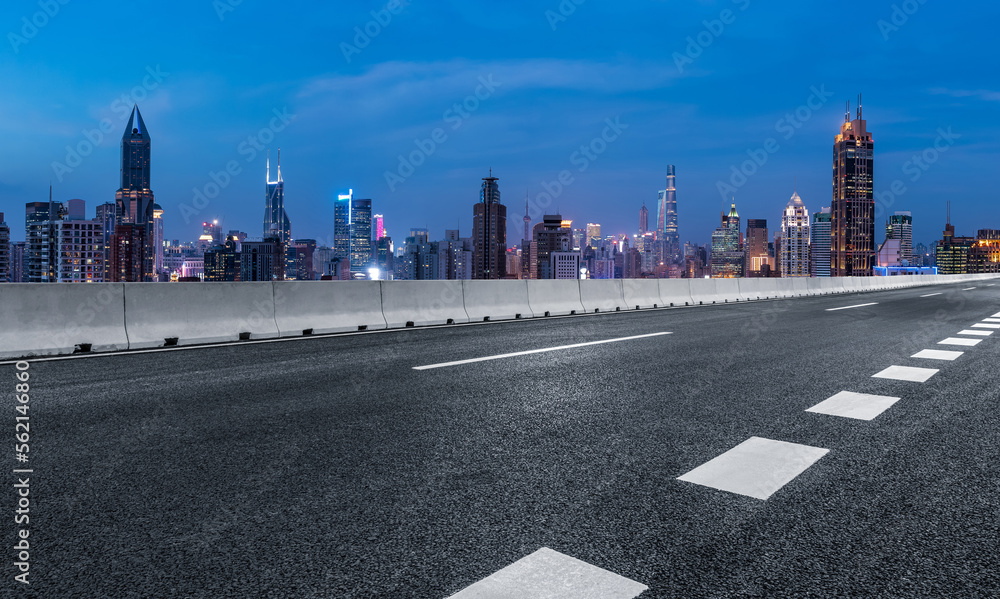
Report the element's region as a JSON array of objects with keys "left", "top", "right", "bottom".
[
  {"left": 587, "top": 223, "right": 602, "bottom": 249},
  {"left": 780, "top": 191, "right": 811, "bottom": 277},
  {"left": 334, "top": 190, "right": 353, "bottom": 260},
  {"left": 711, "top": 202, "right": 742, "bottom": 278},
  {"left": 832, "top": 99, "right": 875, "bottom": 276},
  {"left": 114, "top": 105, "right": 156, "bottom": 281},
  {"left": 886, "top": 211, "right": 913, "bottom": 264},
  {"left": 657, "top": 165, "right": 681, "bottom": 265},
  {"left": 349, "top": 198, "right": 373, "bottom": 274},
  {"left": 0, "top": 213, "right": 9, "bottom": 283},
  {"left": 95, "top": 202, "right": 117, "bottom": 281},
  {"left": 811, "top": 207, "right": 832, "bottom": 277},
  {"left": 152, "top": 204, "right": 164, "bottom": 278},
  {"left": 373, "top": 214, "right": 385, "bottom": 241},
  {"left": 744, "top": 219, "right": 769, "bottom": 277},
  {"left": 639, "top": 202, "right": 648, "bottom": 235},
  {"left": 472, "top": 172, "right": 507, "bottom": 279},
  {"left": 263, "top": 150, "right": 291, "bottom": 244}
]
